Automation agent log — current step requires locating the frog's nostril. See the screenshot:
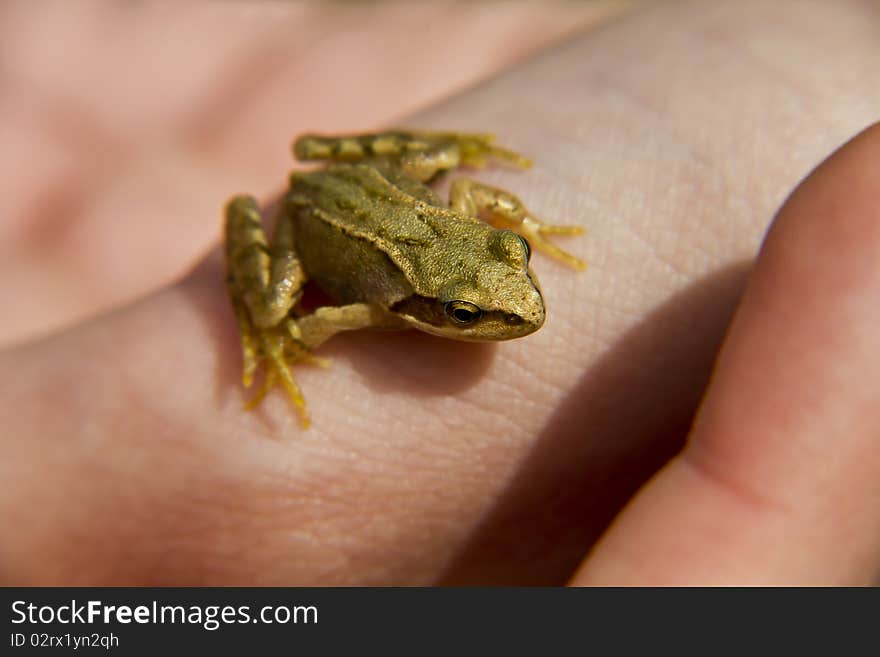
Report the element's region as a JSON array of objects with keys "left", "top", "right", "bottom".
[{"left": 504, "top": 313, "right": 524, "bottom": 325}]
